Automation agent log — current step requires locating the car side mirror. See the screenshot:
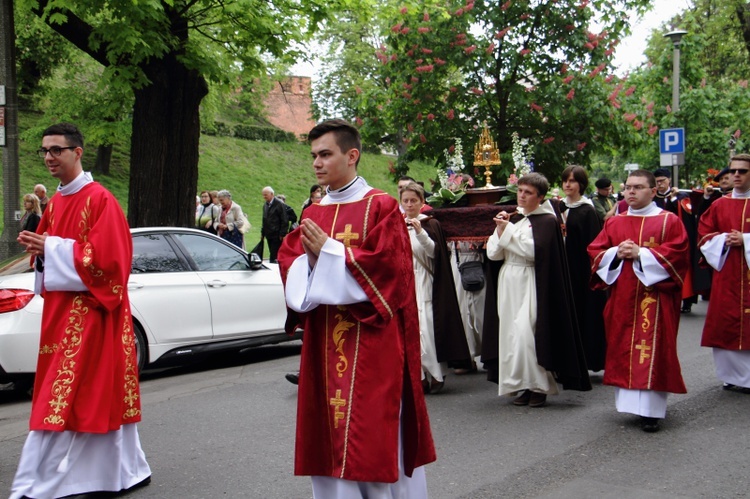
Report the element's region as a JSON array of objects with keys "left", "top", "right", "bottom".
[{"left": 248, "top": 252, "right": 263, "bottom": 270}]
